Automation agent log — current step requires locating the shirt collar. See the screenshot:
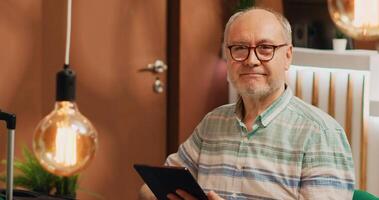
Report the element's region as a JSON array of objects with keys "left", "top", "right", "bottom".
[{"left": 235, "top": 85, "right": 293, "bottom": 128}]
